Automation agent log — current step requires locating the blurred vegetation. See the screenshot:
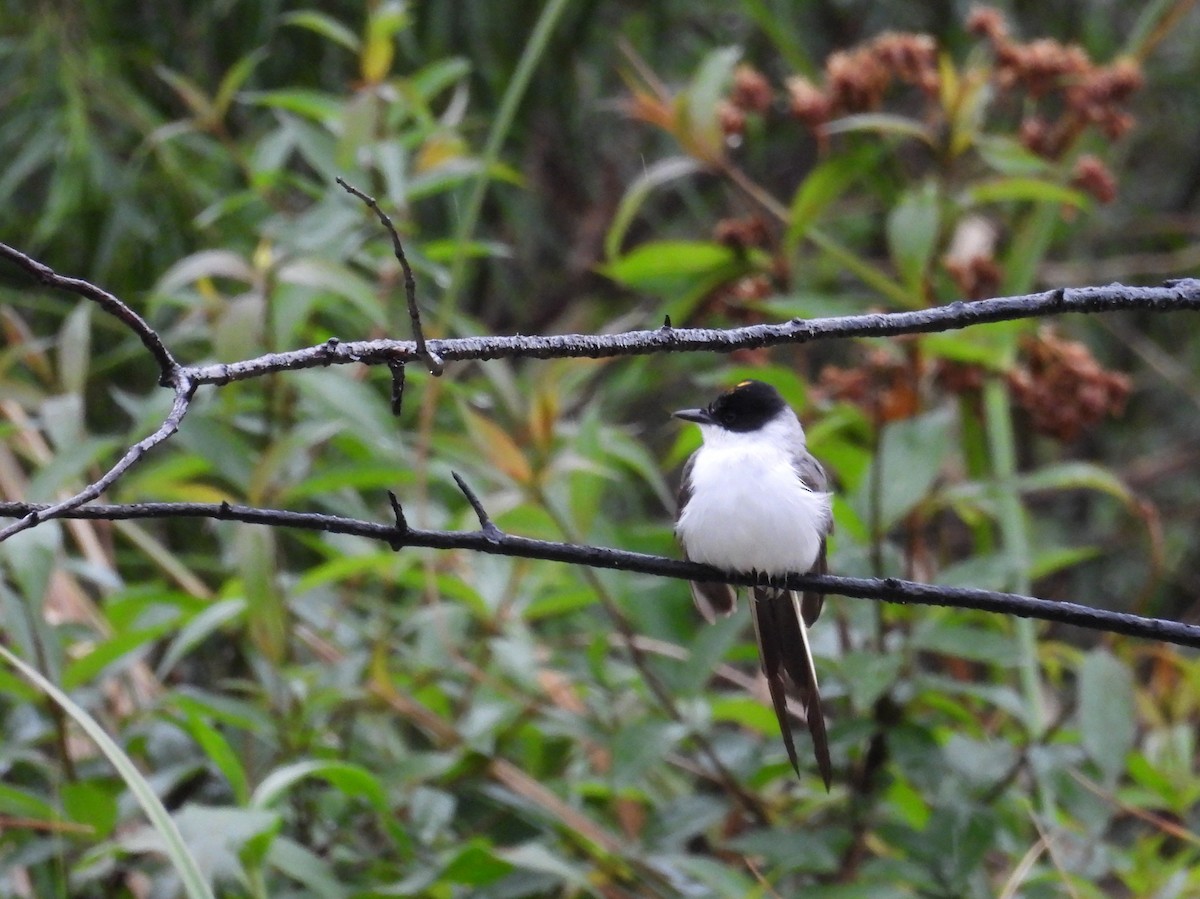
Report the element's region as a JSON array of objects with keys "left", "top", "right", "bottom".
[{"left": 2, "top": 1, "right": 1200, "bottom": 896}]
